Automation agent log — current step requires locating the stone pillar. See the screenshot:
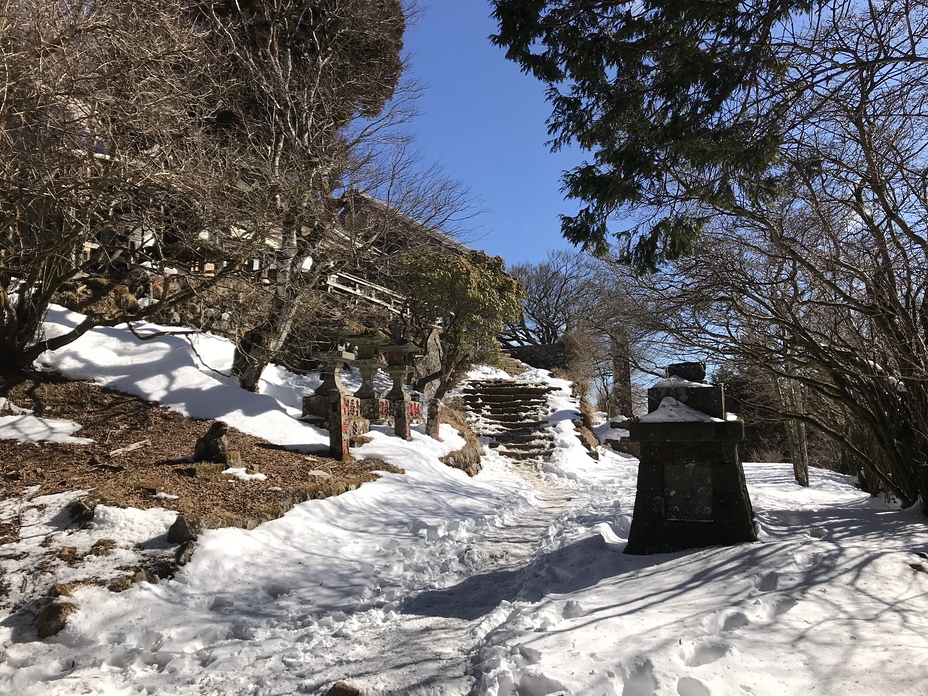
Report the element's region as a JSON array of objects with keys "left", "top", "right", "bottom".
[
  {"left": 352, "top": 344, "right": 385, "bottom": 422},
  {"left": 625, "top": 365, "right": 757, "bottom": 555},
  {"left": 326, "top": 393, "right": 368, "bottom": 460},
  {"left": 426, "top": 398, "right": 442, "bottom": 439},
  {"left": 381, "top": 343, "right": 423, "bottom": 439},
  {"left": 353, "top": 345, "right": 380, "bottom": 400},
  {"left": 394, "top": 398, "right": 423, "bottom": 441},
  {"left": 385, "top": 363, "right": 411, "bottom": 438}
]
